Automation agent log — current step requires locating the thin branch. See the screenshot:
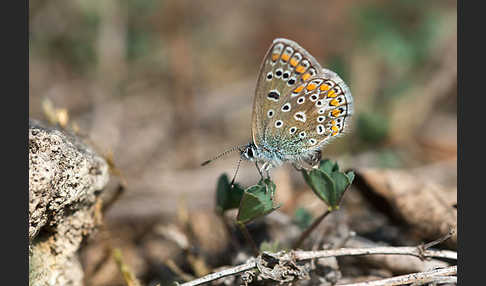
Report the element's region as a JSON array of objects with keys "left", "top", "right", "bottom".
[
  {"left": 292, "top": 209, "right": 331, "bottom": 249},
  {"left": 336, "top": 266, "right": 456, "bottom": 286},
  {"left": 112, "top": 248, "right": 142, "bottom": 286},
  {"left": 292, "top": 246, "right": 457, "bottom": 261},
  {"left": 178, "top": 260, "right": 256, "bottom": 286},
  {"left": 165, "top": 259, "right": 195, "bottom": 282},
  {"left": 238, "top": 223, "right": 259, "bottom": 256},
  {"left": 422, "top": 227, "right": 456, "bottom": 250},
  {"left": 411, "top": 275, "right": 457, "bottom": 285},
  {"left": 178, "top": 245, "right": 457, "bottom": 286}
]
